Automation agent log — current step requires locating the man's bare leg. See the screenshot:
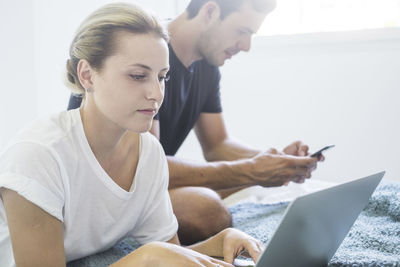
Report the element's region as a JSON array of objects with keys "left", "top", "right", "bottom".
[
  {"left": 169, "top": 187, "right": 232, "bottom": 245},
  {"left": 217, "top": 185, "right": 248, "bottom": 199}
]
